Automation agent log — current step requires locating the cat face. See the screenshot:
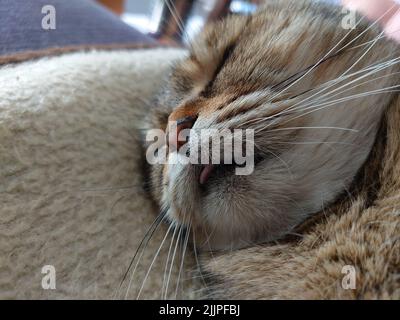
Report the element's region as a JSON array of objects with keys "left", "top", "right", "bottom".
[{"left": 146, "top": 0, "right": 400, "bottom": 250}]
